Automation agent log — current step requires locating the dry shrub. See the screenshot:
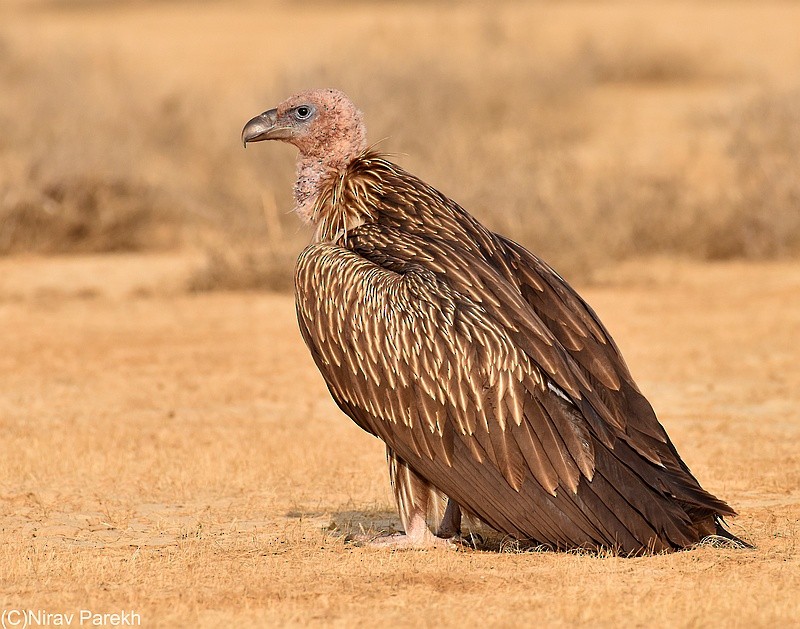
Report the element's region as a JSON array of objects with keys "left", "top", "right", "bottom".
[
  {"left": 1, "top": 18, "right": 798, "bottom": 290},
  {"left": 577, "top": 37, "right": 717, "bottom": 84},
  {"left": 709, "top": 88, "right": 800, "bottom": 259},
  {"left": 0, "top": 176, "right": 181, "bottom": 254},
  {"left": 0, "top": 40, "right": 189, "bottom": 255},
  {"left": 176, "top": 43, "right": 799, "bottom": 288},
  {"left": 588, "top": 88, "right": 800, "bottom": 264}
]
